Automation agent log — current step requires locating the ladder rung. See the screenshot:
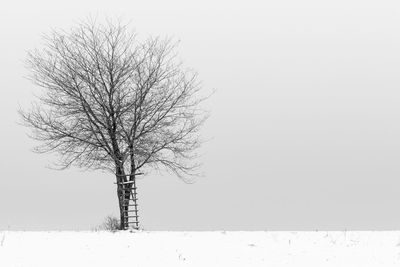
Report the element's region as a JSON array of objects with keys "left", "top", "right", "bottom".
[
  {"left": 127, "top": 215, "right": 139, "bottom": 218},
  {"left": 116, "top": 181, "right": 135, "bottom": 185},
  {"left": 122, "top": 210, "right": 137, "bottom": 213},
  {"left": 119, "top": 187, "right": 137, "bottom": 190},
  {"left": 123, "top": 198, "right": 138, "bottom": 202},
  {"left": 115, "top": 172, "right": 144, "bottom": 177}
]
